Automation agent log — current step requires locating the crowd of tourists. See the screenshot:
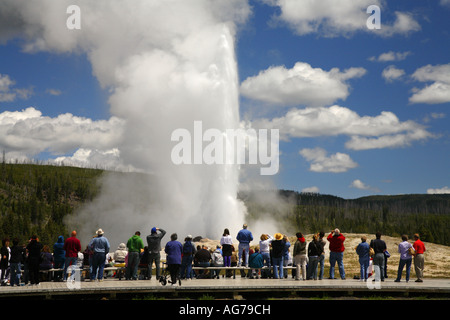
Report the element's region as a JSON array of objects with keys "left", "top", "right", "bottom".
[{"left": 0, "top": 223, "right": 426, "bottom": 286}]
